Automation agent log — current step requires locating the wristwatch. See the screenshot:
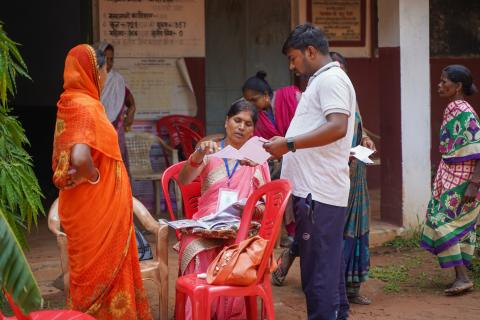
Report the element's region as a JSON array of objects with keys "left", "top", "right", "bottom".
[{"left": 286, "top": 137, "right": 296, "bottom": 152}]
